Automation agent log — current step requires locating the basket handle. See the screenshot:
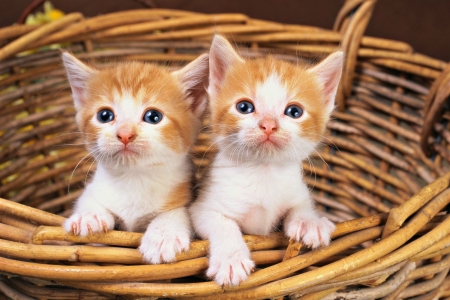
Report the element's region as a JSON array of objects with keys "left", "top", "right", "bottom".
[
  {"left": 333, "top": 0, "right": 378, "bottom": 111},
  {"left": 420, "top": 64, "right": 450, "bottom": 156}
]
